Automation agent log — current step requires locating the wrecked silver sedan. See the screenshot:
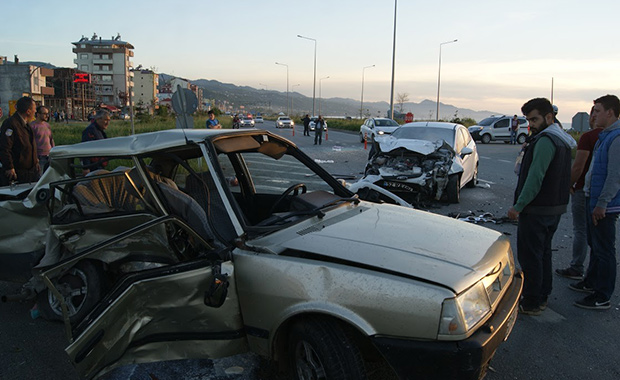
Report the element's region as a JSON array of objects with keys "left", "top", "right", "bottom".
[
  {"left": 365, "top": 121, "right": 479, "bottom": 205},
  {"left": 0, "top": 128, "right": 519, "bottom": 380}
]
